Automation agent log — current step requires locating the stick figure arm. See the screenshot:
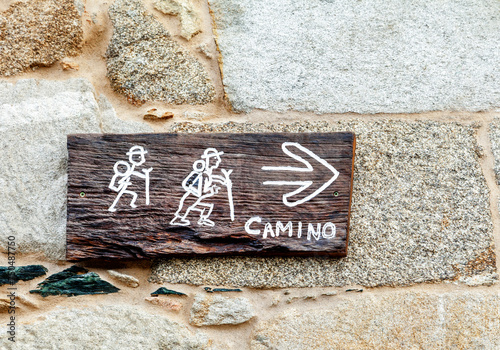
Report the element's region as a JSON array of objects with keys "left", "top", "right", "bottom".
[
  {"left": 109, "top": 174, "right": 121, "bottom": 191},
  {"left": 211, "top": 174, "right": 227, "bottom": 185},
  {"left": 131, "top": 169, "right": 151, "bottom": 179}
]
